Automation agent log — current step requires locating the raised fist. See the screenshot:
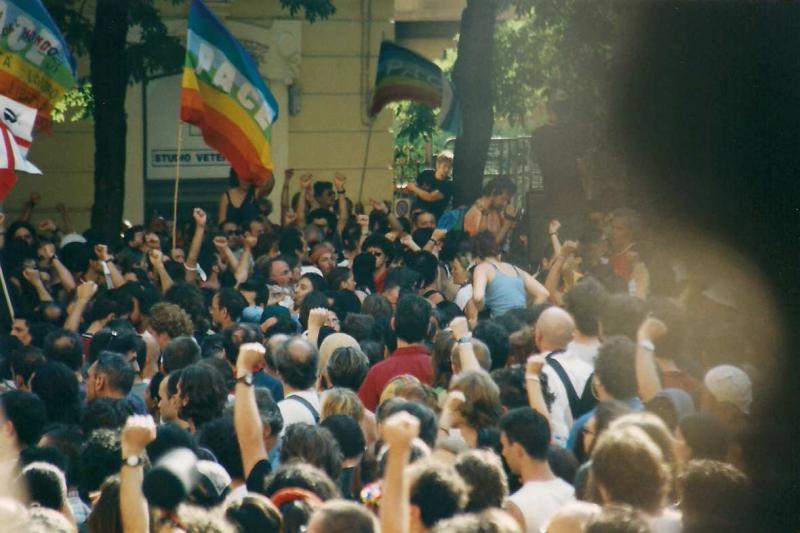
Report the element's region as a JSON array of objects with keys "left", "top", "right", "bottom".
[
  {"left": 22, "top": 267, "right": 41, "bottom": 284},
  {"left": 193, "top": 208, "right": 207, "bottom": 227},
  {"left": 38, "top": 243, "right": 56, "bottom": 262},
  {"left": 308, "top": 307, "right": 329, "bottom": 329},
  {"left": 76, "top": 280, "right": 98, "bottom": 302},
  {"left": 449, "top": 316, "right": 470, "bottom": 340},
  {"left": 560, "top": 240, "right": 578, "bottom": 257},
  {"left": 212, "top": 235, "right": 228, "bottom": 251},
  {"left": 237, "top": 342, "right": 266, "bottom": 373},
  {"left": 381, "top": 411, "right": 420, "bottom": 450},
  {"left": 38, "top": 219, "right": 57, "bottom": 233},
  {"left": 284, "top": 168, "right": 295, "bottom": 181},
  {"left": 549, "top": 219, "right": 561, "bottom": 235},
  {"left": 299, "top": 174, "right": 313, "bottom": 190},
  {"left": 333, "top": 173, "right": 346, "bottom": 191},
  {"left": 526, "top": 354, "right": 547, "bottom": 376},
  {"left": 638, "top": 317, "right": 667, "bottom": 342},
  {"left": 94, "top": 244, "right": 110, "bottom": 262},
  {"left": 121, "top": 415, "right": 157, "bottom": 456},
  {"left": 244, "top": 233, "right": 258, "bottom": 249},
  {"left": 284, "top": 210, "right": 298, "bottom": 225},
  {"left": 444, "top": 390, "right": 466, "bottom": 412},
  {"left": 148, "top": 248, "right": 163, "bottom": 265},
  {"left": 356, "top": 214, "right": 369, "bottom": 227}
]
